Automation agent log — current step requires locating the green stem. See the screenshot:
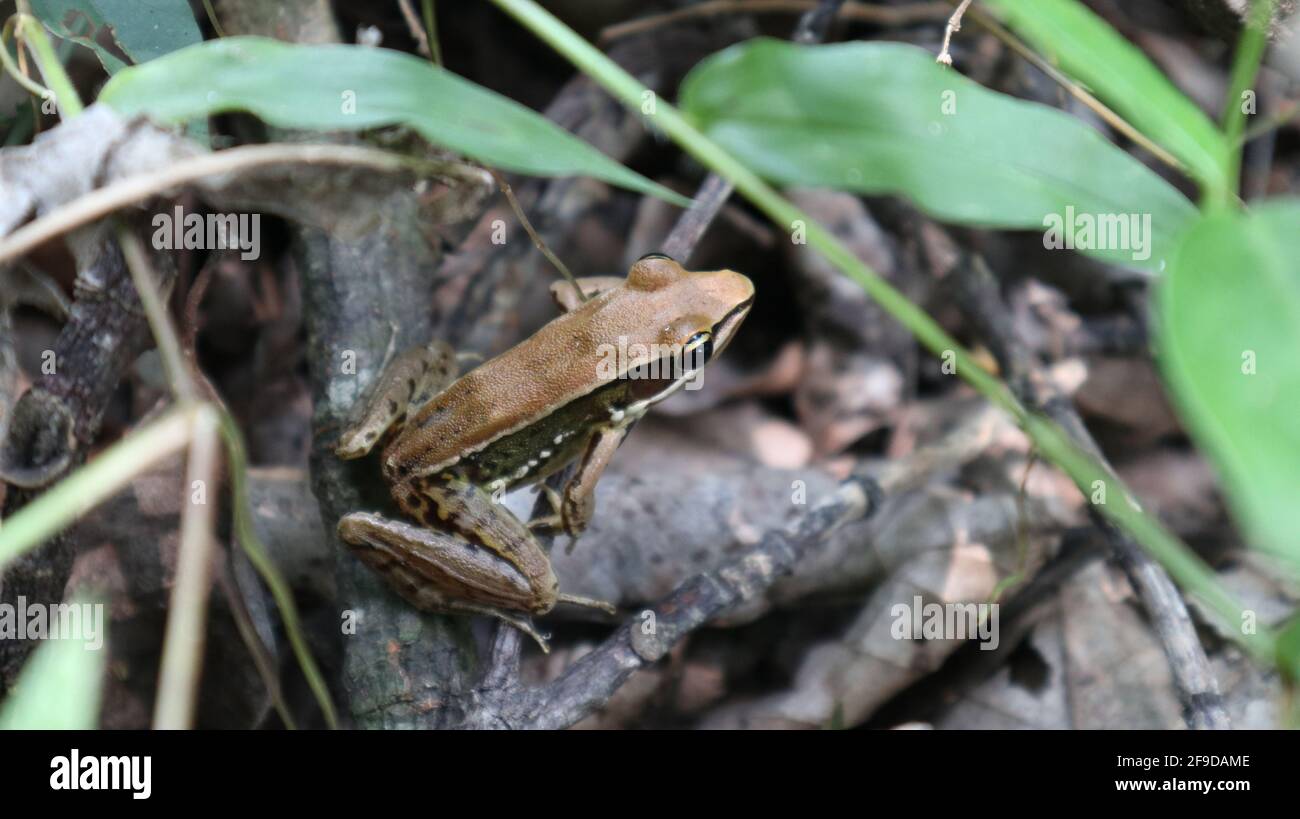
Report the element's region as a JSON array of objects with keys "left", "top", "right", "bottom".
[
  {"left": 15, "top": 13, "right": 82, "bottom": 117},
  {"left": 0, "top": 17, "right": 52, "bottom": 98},
  {"left": 219, "top": 413, "right": 339, "bottom": 729},
  {"left": 116, "top": 224, "right": 197, "bottom": 401},
  {"left": 422, "top": 0, "right": 442, "bottom": 66},
  {"left": 1220, "top": 0, "right": 1277, "bottom": 206},
  {"left": 202, "top": 0, "right": 226, "bottom": 38},
  {"left": 488, "top": 0, "right": 1273, "bottom": 661}
]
